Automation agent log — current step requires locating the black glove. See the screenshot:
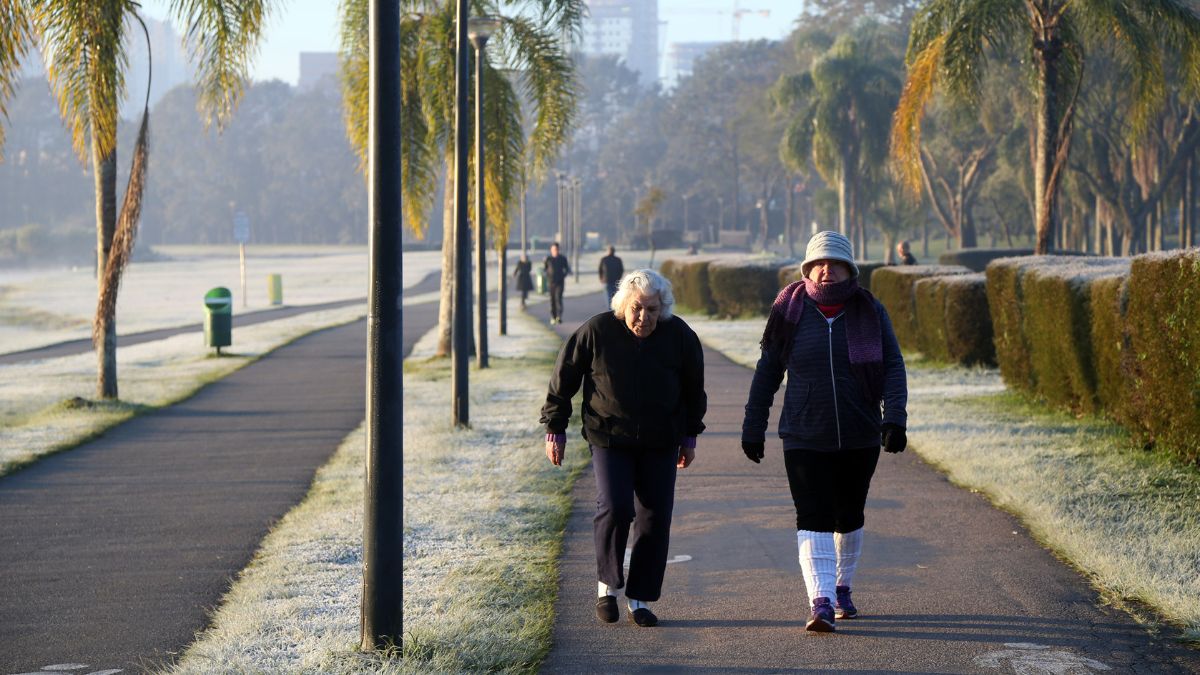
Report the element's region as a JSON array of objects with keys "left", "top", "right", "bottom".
[
  {"left": 742, "top": 440, "right": 764, "bottom": 463},
  {"left": 881, "top": 423, "right": 907, "bottom": 453}
]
